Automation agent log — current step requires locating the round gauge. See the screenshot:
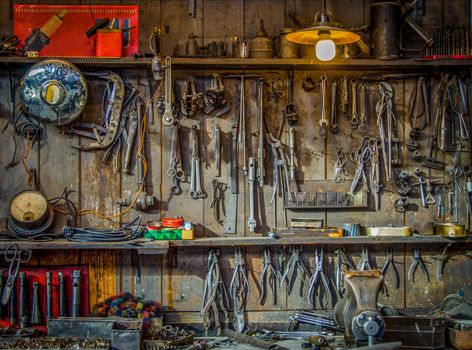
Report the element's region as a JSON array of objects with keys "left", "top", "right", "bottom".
[
  {"left": 19, "top": 59, "right": 88, "bottom": 125},
  {"left": 8, "top": 190, "right": 54, "bottom": 236}
]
